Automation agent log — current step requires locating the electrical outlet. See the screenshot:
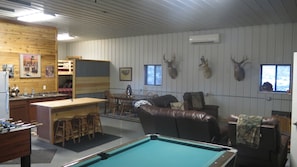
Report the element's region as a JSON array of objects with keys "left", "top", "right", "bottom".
[{"left": 43, "top": 85, "right": 46, "bottom": 90}]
